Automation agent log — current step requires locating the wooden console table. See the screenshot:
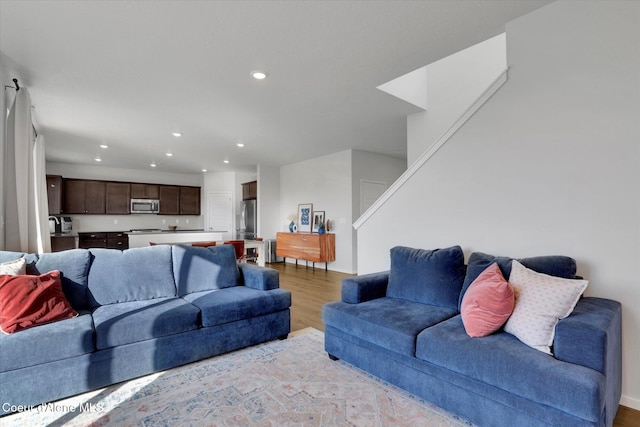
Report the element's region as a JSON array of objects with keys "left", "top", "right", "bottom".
[{"left": 276, "top": 232, "right": 335, "bottom": 270}]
